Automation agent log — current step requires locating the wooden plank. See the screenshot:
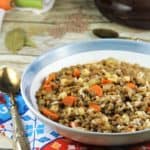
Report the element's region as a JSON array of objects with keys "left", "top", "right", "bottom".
[
  {"left": 4, "top": 0, "right": 108, "bottom": 23},
  {"left": 1, "top": 22, "right": 150, "bottom": 56},
  {"left": 0, "top": 135, "right": 12, "bottom": 149},
  {"left": 1, "top": 20, "right": 150, "bottom": 73},
  {"left": 0, "top": 54, "right": 35, "bottom": 73},
  {"left": 1, "top": 0, "right": 150, "bottom": 73}
]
